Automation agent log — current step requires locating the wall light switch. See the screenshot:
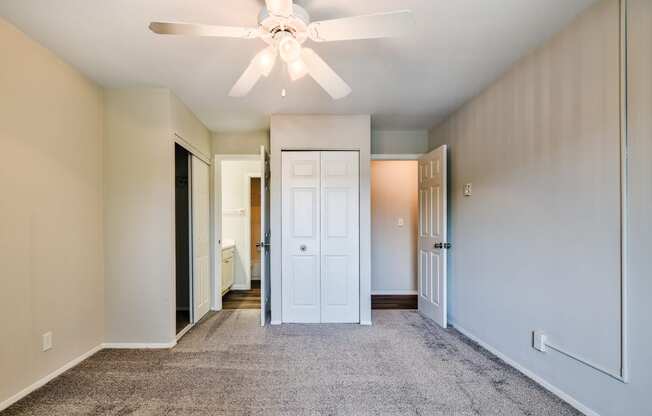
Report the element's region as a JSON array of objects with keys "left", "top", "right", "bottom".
[
  {"left": 397, "top": 218, "right": 404, "bottom": 227},
  {"left": 464, "top": 183, "right": 473, "bottom": 197},
  {"left": 533, "top": 331, "right": 547, "bottom": 352},
  {"left": 42, "top": 332, "right": 53, "bottom": 352}
]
